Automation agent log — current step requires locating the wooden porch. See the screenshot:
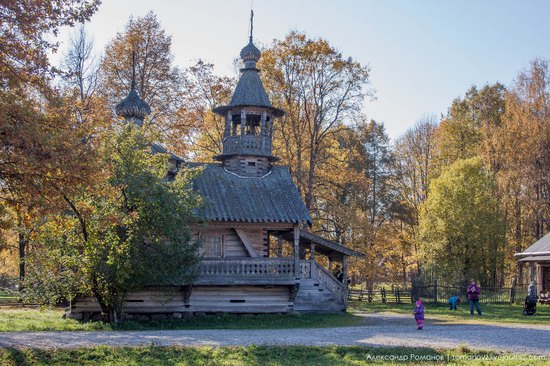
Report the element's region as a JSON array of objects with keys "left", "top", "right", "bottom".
[
  {"left": 70, "top": 258, "right": 348, "bottom": 314},
  {"left": 195, "top": 258, "right": 297, "bottom": 285},
  {"left": 194, "top": 258, "right": 345, "bottom": 304},
  {"left": 70, "top": 227, "right": 362, "bottom": 315}
]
